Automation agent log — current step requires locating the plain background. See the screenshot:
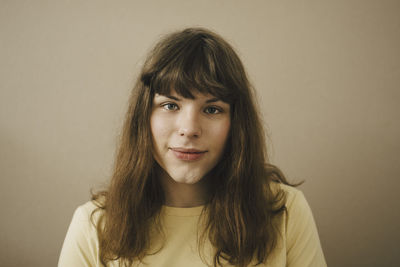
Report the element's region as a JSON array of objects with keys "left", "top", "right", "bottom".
[{"left": 1, "top": 1, "right": 399, "bottom": 266}]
